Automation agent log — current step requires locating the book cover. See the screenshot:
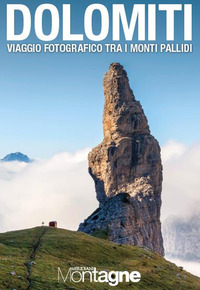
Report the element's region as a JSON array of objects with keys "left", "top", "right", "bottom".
[{"left": 0, "top": 0, "right": 199, "bottom": 289}]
